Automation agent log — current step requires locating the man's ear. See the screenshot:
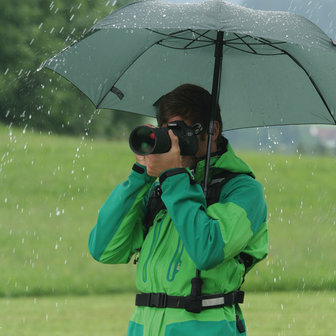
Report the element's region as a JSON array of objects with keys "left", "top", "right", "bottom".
[{"left": 212, "top": 121, "right": 220, "bottom": 142}]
